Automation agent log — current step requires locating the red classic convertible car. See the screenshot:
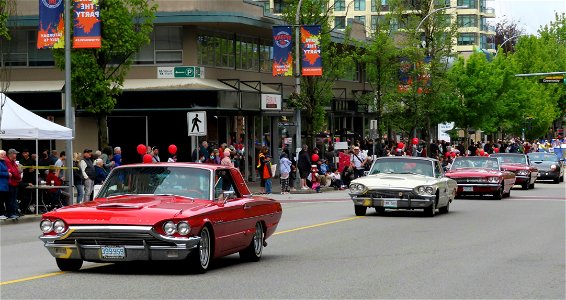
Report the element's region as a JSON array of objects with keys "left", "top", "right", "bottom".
[
  {"left": 39, "top": 163, "right": 282, "bottom": 273},
  {"left": 445, "top": 156, "right": 516, "bottom": 199},
  {"left": 490, "top": 153, "right": 538, "bottom": 190}
]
